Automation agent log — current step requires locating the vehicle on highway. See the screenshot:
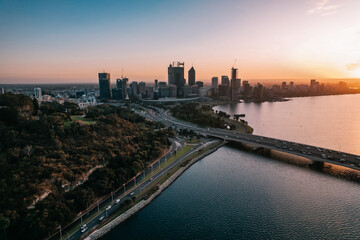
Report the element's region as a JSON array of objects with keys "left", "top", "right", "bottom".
[
  {"left": 321, "top": 154, "right": 326, "bottom": 159},
  {"left": 81, "top": 224, "right": 87, "bottom": 229},
  {"left": 150, "top": 178, "right": 153, "bottom": 181},
  {"left": 340, "top": 158, "right": 345, "bottom": 162},
  {"left": 81, "top": 227, "right": 87, "bottom": 233},
  {"left": 106, "top": 205, "right": 111, "bottom": 211},
  {"left": 115, "top": 199, "right": 120, "bottom": 204},
  {"left": 99, "top": 216, "right": 105, "bottom": 221},
  {"left": 130, "top": 192, "right": 134, "bottom": 196}
]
